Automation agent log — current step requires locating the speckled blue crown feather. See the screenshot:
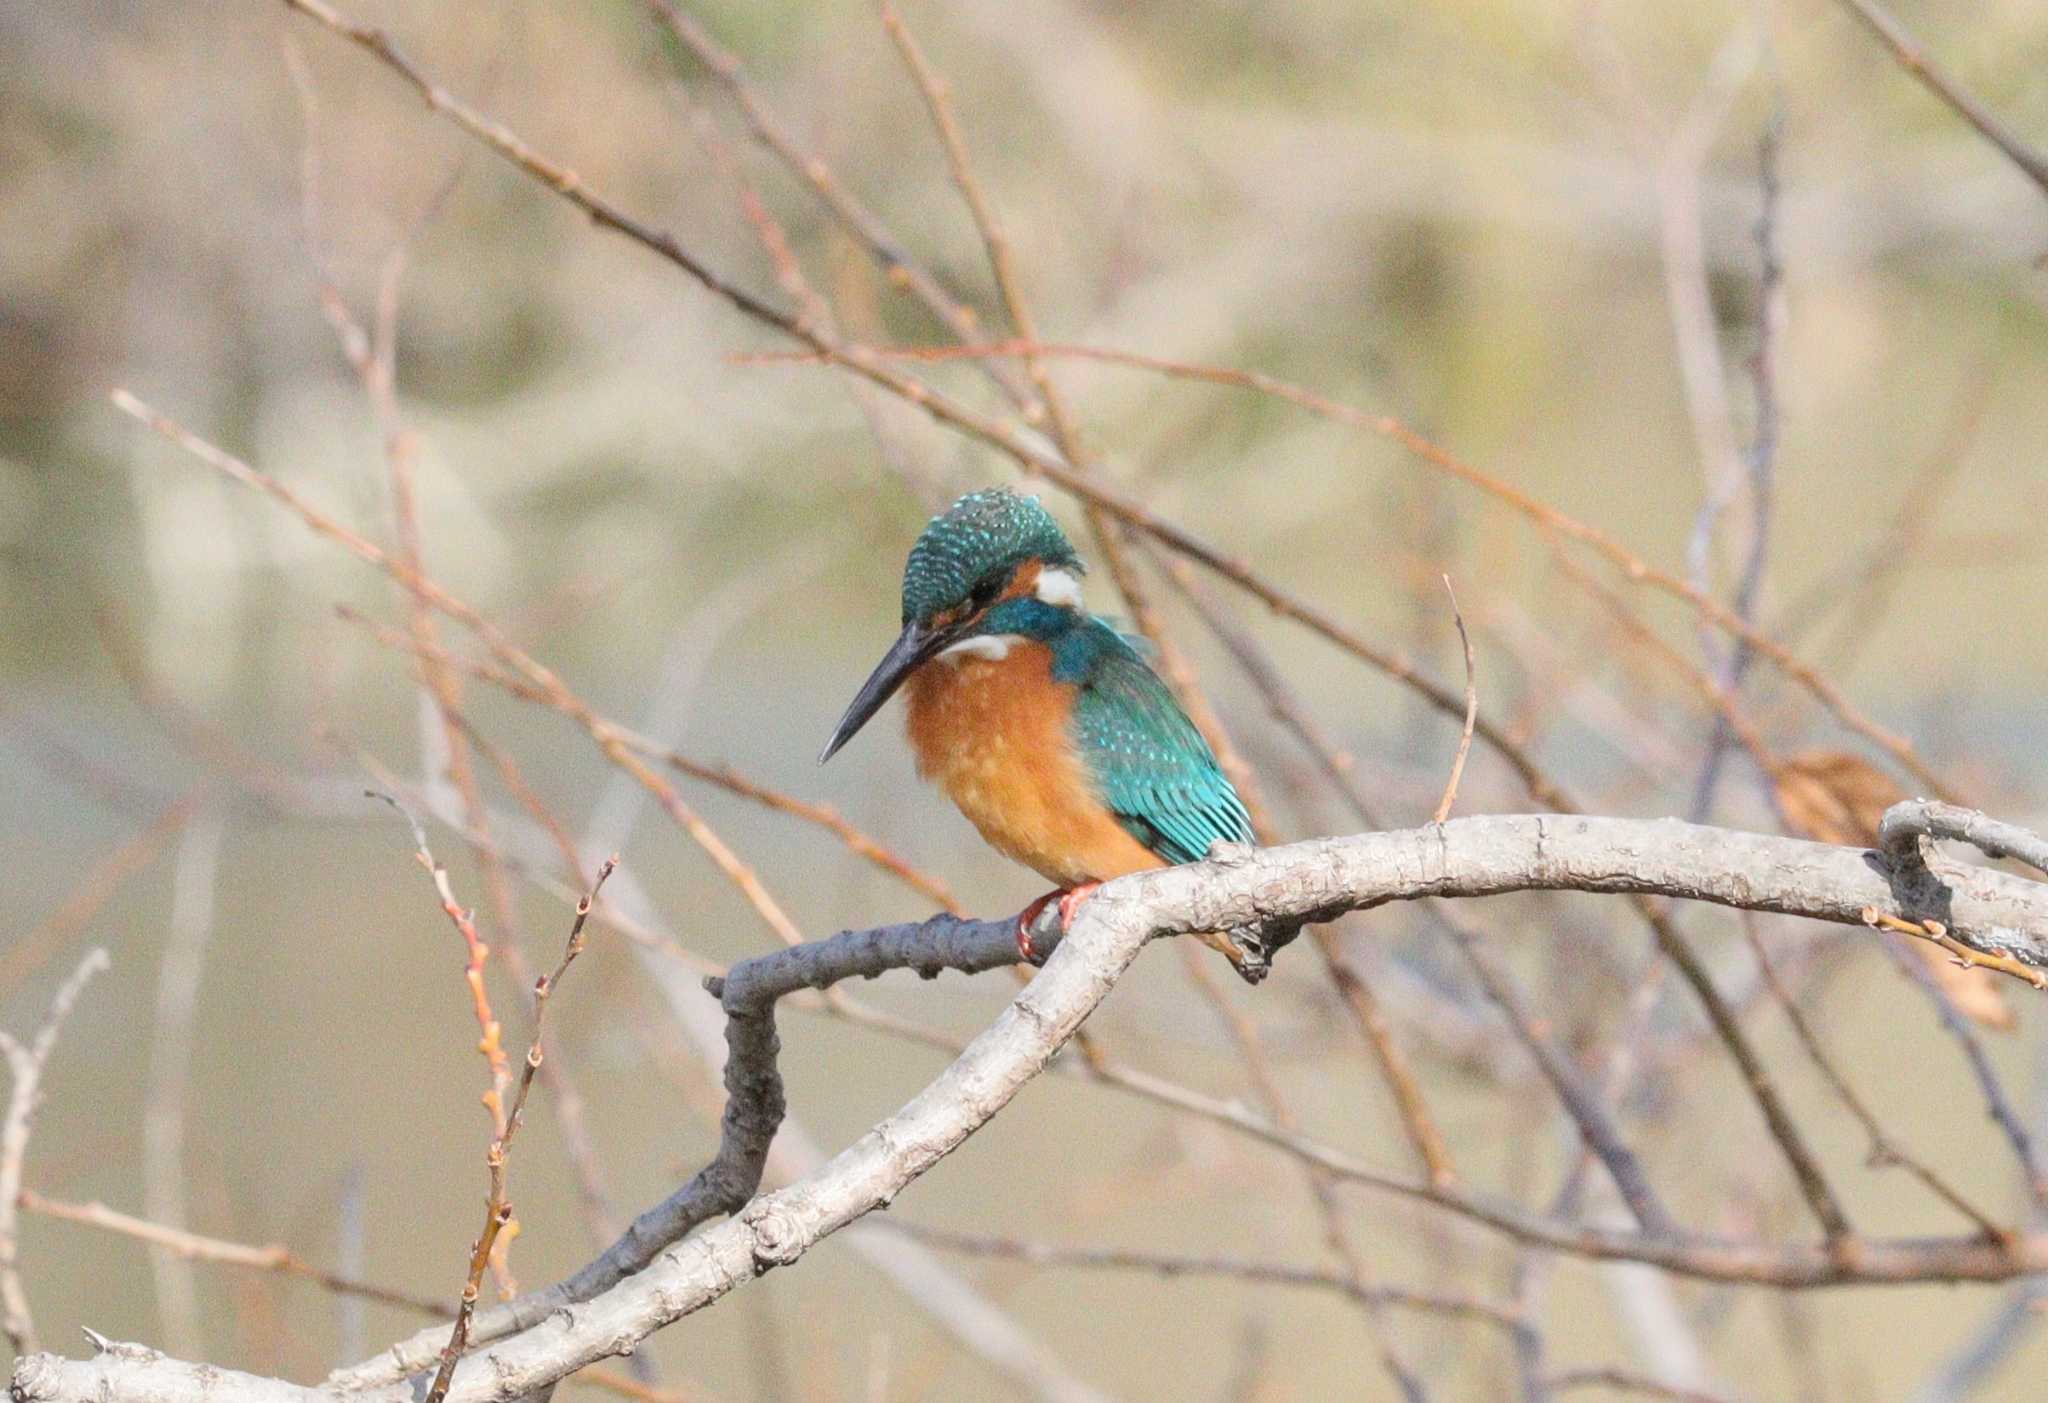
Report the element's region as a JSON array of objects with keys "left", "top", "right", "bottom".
[{"left": 901, "top": 488, "right": 1082, "bottom": 624}]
